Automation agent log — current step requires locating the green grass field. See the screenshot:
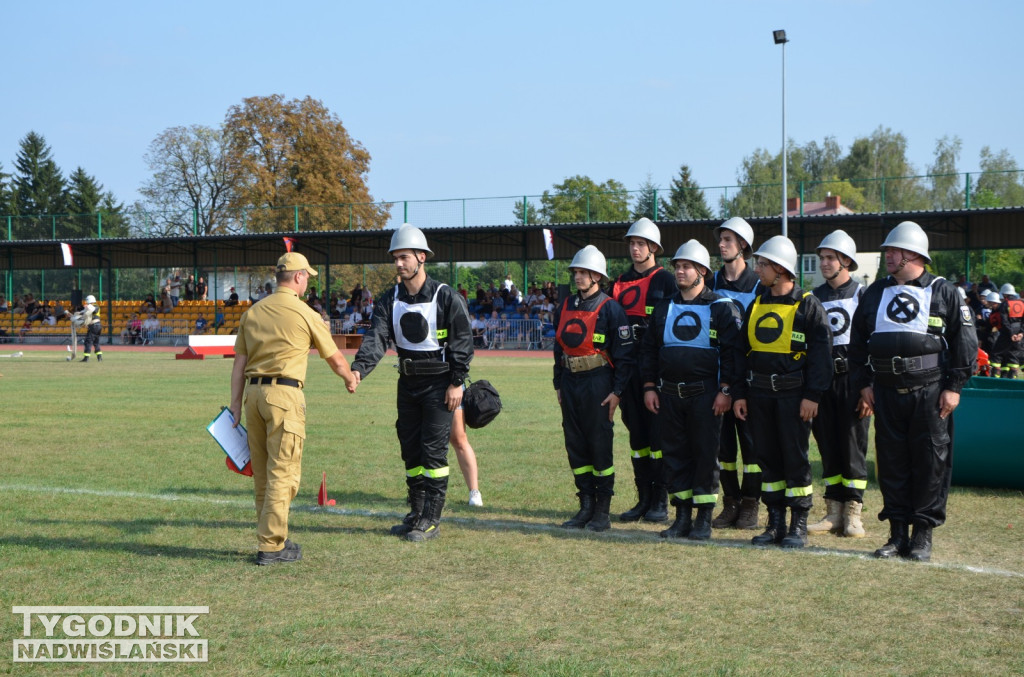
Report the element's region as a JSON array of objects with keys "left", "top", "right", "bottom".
[{"left": 1, "top": 350, "right": 1022, "bottom": 675}]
